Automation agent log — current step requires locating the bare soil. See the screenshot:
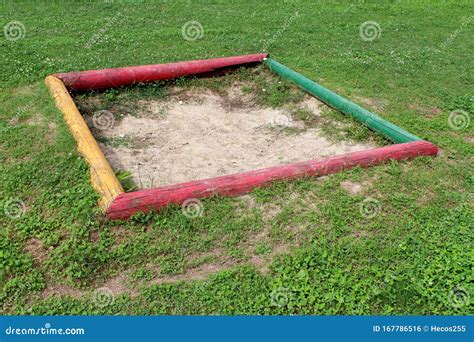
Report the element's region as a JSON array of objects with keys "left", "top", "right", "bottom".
[{"left": 91, "top": 86, "right": 375, "bottom": 188}]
